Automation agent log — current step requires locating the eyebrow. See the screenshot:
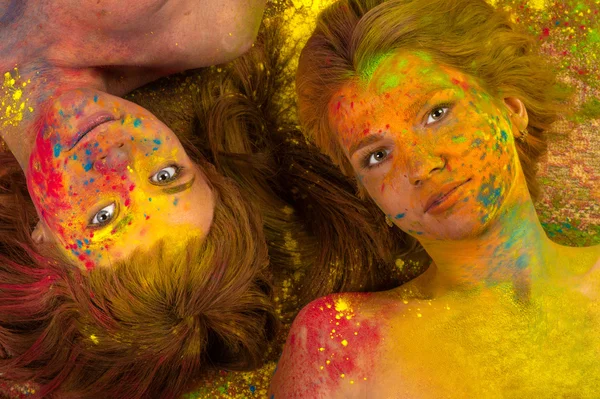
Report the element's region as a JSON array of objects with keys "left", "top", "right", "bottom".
[
  {"left": 161, "top": 174, "right": 196, "bottom": 195},
  {"left": 348, "top": 134, "right": 386, "bottom": 158},
  {"left": 347, "top": 87, "right": 451, "bottom": 158},
  {"left": 403, "top": 87, "right": 449, "bottom": 121}
]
